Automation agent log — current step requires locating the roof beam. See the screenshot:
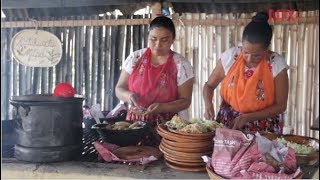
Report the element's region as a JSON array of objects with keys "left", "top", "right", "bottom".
[{"left": 1, "top": 0, "right": 144, "bottom": 9}]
